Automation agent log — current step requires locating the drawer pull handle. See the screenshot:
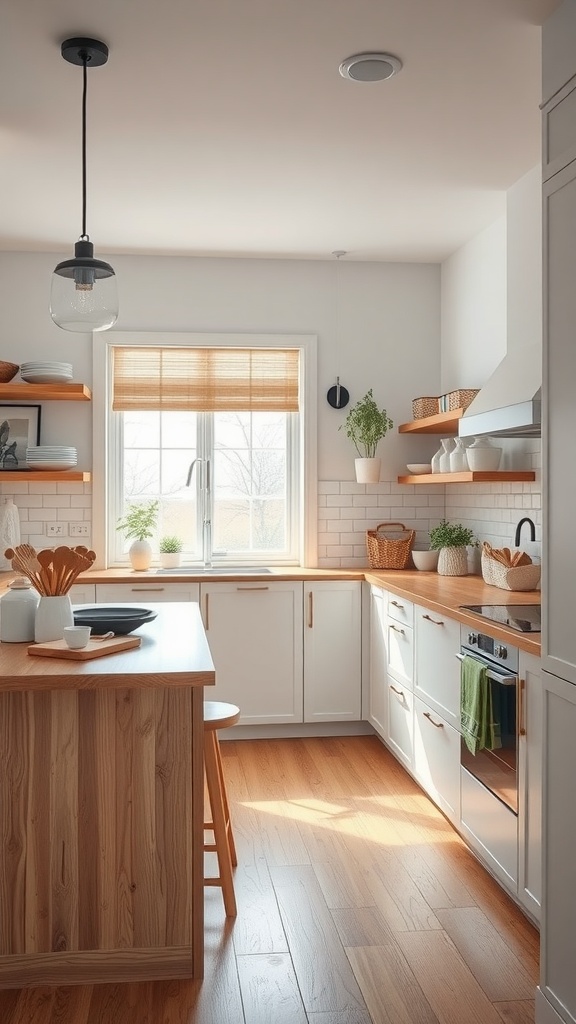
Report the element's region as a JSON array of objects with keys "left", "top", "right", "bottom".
[
  {"left": 390, "top": 600, "right": 403, "bottom": 608},
  {"left": 390, "top": 624, "right": 405, "bottom": 634},
  {"left": 308, "top": 591, "right": 313, "bottom": 629},
  {"left": 130, "top": 587, "right": 166, "bottom": 592},
  {"left": 236, "top": 586, "right": 270, "bottom": 592},
  {"left": 423, "top": 711, "right": 444, "bottom": 728},
  {"left": 519, "top": 678, "right": 526, "bottom": 736},
  {"left": 389, "top": 684, "right": 404, "bottom": 698},
  {"left": 422, "top": 613, "right": 444, "bottom": 626}
]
